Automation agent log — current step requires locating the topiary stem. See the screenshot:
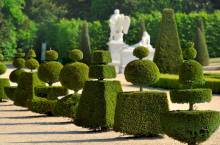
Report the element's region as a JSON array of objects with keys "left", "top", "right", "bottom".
[
  {"left": 140, "top": 86, "right": 143, "bottom": 92},
  {"left": 189, "top": 103, "right": 194, "bottom": 111},
  {"left": 188, "top": 141, "right": 197, "bottom": 145}
]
